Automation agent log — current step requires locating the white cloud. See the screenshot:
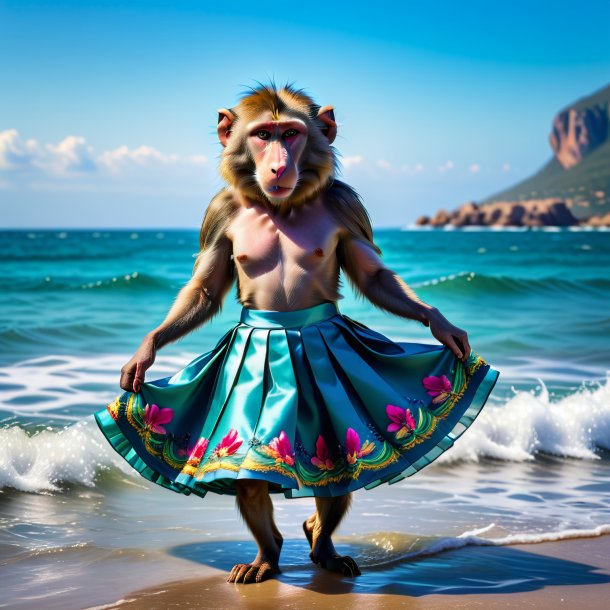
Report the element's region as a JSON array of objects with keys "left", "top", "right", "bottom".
[
  {"left": 98, "top": 145, "right": 171, "bottom": 171},
  {"left": 189, "top": 154, "right": 208, "bottom": 166},
  {"left": 342, "top": 155, "right": 364, "bottom": 169},
  {"left": 469, "top": 163, "right": 481, "bottom": 173},
  {"left": 0, "top": 129, "right": 208, "bottom": 178},
  {"left": 0, "top": 130, "right": 99, "bottom": 175},
  {"left": 377, "top": 159, "right": 392, "bottom": 170},
  {"left": 437, "top": 160, "right": 454, "bottom": 172},
  {"left": 0, "top": 129, "right": 41, "bottom": 169},
  {"left": 502, "top": 162, "right": 511, "bottom": 172},
  {"left": 414, "top": 163, "right": 424, "bottom": 172},
  {"left": 44, "top": 136, "right": 97, "bottom": 173}
]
